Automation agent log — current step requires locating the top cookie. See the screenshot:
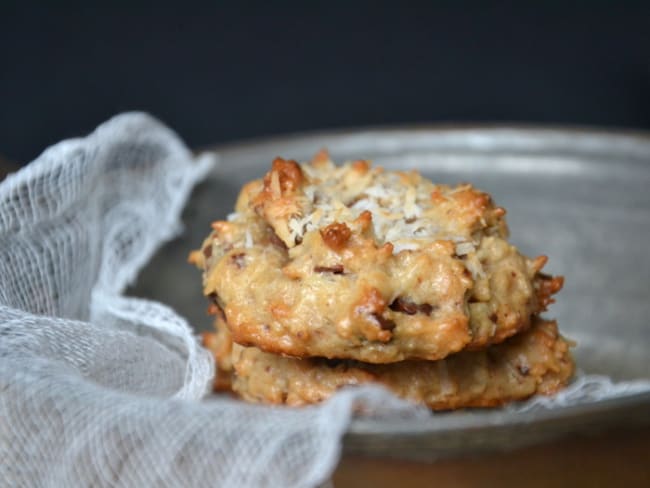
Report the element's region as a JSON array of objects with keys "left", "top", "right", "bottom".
[{"left": 190, "top": 152, "right": 563, "bottom": 363}]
